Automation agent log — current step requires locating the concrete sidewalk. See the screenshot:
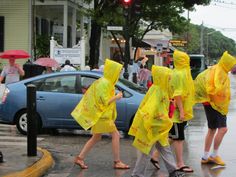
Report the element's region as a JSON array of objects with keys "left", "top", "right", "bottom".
[{"left": 0, "top": 146, "right": 54, "bottom": 177}]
